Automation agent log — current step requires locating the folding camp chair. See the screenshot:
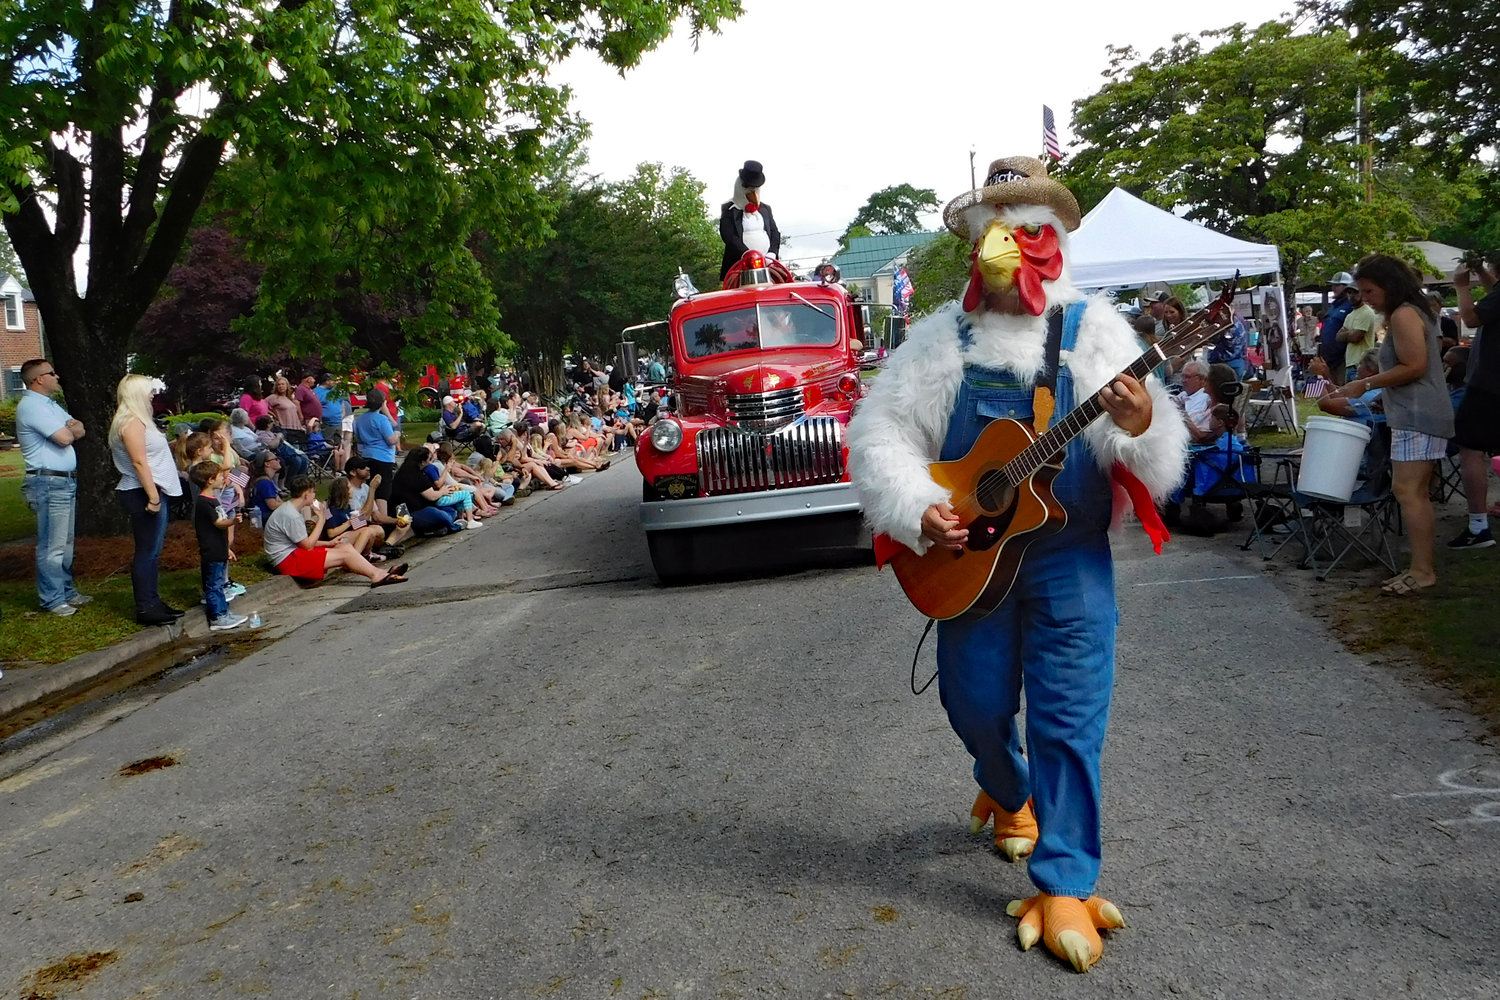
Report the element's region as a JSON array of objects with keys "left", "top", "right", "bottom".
[
  {"left": 1182, "top": 434, "right": 1259, "bottom": 531},
  {"left": 1240, "top": 451, "right": 1306, "bottom": 562},
  {"left": 1292, "top": 422, "right": 1400, "bottom": 580}
]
